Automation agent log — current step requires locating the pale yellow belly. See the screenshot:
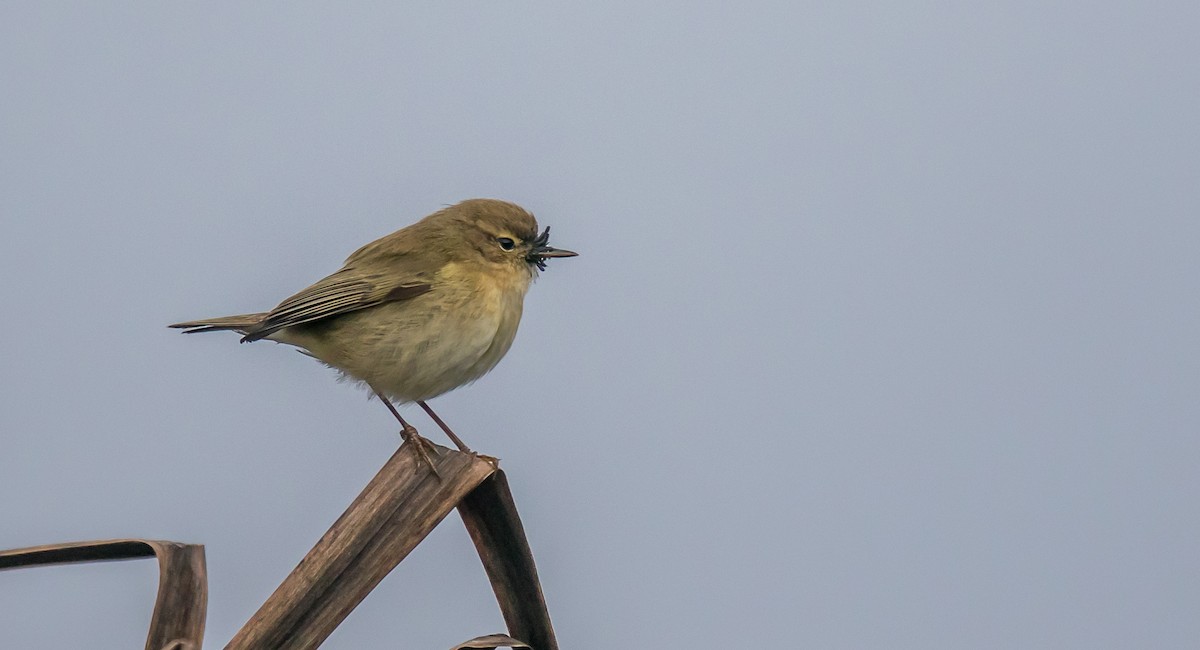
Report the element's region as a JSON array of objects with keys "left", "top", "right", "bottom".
[{"left": 277, "top": 276, "right": 526, "bottom": 403}]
